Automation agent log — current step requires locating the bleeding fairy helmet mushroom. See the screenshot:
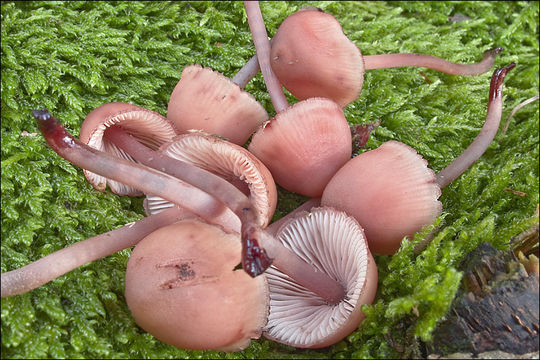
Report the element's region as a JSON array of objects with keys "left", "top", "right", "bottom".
[
  {"left": 80, "top": 102, "right": 177, "bottom": 195},
  {"left": 244, "top": 1, "right": 352, "bottom": 197},
  {"left": 263, "top": 207, "right": 378, "bottom": 348},
  {"left": 167, "top": 64, "right": 268, "bottom": 145},
  {"left": 270, "top": 7, "right": 365, "bottom": 108},
  {"left": 322, "top": 140, "right": 442, "bottom": 255},
  {"left": 322, "top": 63, "right": 515, "bottom": 255},
  {"left": 248, "top": 98, "right": 352, "bottom": 197},
  {"left": 125, "top": 219, "right": 269, "bottom": 352},
  {"left": 270, "top": 8, "right": 502, "bottom": 107},
  {"left": 144, "top": 131, "right": 278, "bottom": 228}
]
